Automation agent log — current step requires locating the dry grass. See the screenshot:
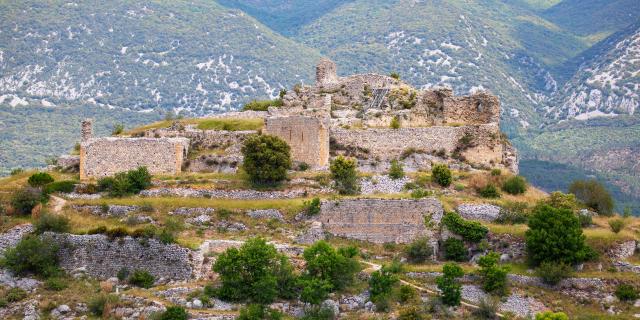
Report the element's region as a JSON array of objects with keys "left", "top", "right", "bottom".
[{"left": 125, "top": 118, "right": 263, "bottom": 135}]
